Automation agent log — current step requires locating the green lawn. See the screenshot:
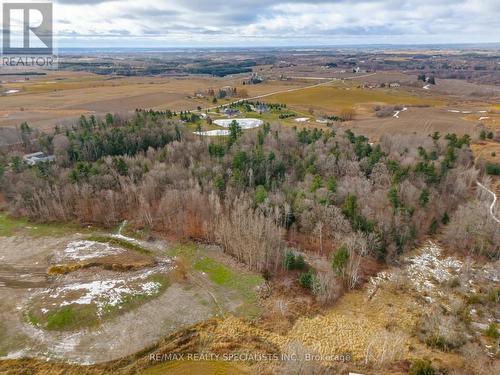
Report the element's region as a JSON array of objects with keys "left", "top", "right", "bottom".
[
  {"left": 0, "top": 213, "right": 83, "bottom": 237},
  {"left": 168, "top": 244, "right": 263, "bottom": 319}
]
